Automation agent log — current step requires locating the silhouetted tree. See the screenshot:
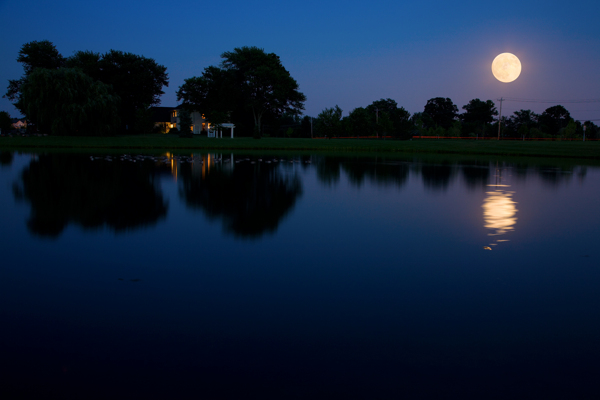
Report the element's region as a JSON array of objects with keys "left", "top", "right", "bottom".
[
  {"left": 367, "top": 98, "right": 412, "bottom": 139},
  {"left": 67, "top": 50, "right": 168, "bottom": 133},
  {"left": 346, "top": 107, "right": 372, "bottom": 137},
  {"left": 538, "top": 105, "right": 570, "bottom": 136},
  {"left": 316, "top": 105, "right": 343, "bottom": 137},
  {"left": 20, "top": 68, "right": 120, "bottom": 135},
  {"left": 4, "top": 40, "right": 66, "bottom": 115},
  {"left": 423, "top": 97, "right": 458, "bottom": 130},
  {"left": 460, "top": 99, "right": 497, "bottom": 137},
  {"left": 178, "top": 47, "right": 305, "bottom": 137}
]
